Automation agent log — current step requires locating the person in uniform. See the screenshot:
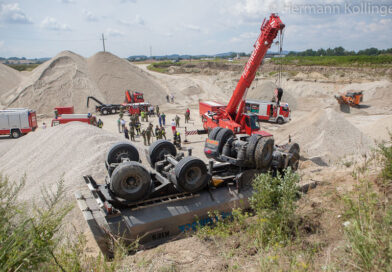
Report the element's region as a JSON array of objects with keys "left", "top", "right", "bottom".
[
  {"left": 145, "top": 126, "right": 152, "bottom": 145},
  {"left": 155, "top": 125, "right": 161, "bottom": 140},
  {"left": 175, "top": 115, "right": 180, "bottom": 127},
  {"left": 141, "top": 129, "right": 147, "bottom": 145},
  {"left": 130, "top": 125, "right": 135, "bottom": 141},
  {"left": 161, "top": 126, "right": 166, "bottom": 140}
]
